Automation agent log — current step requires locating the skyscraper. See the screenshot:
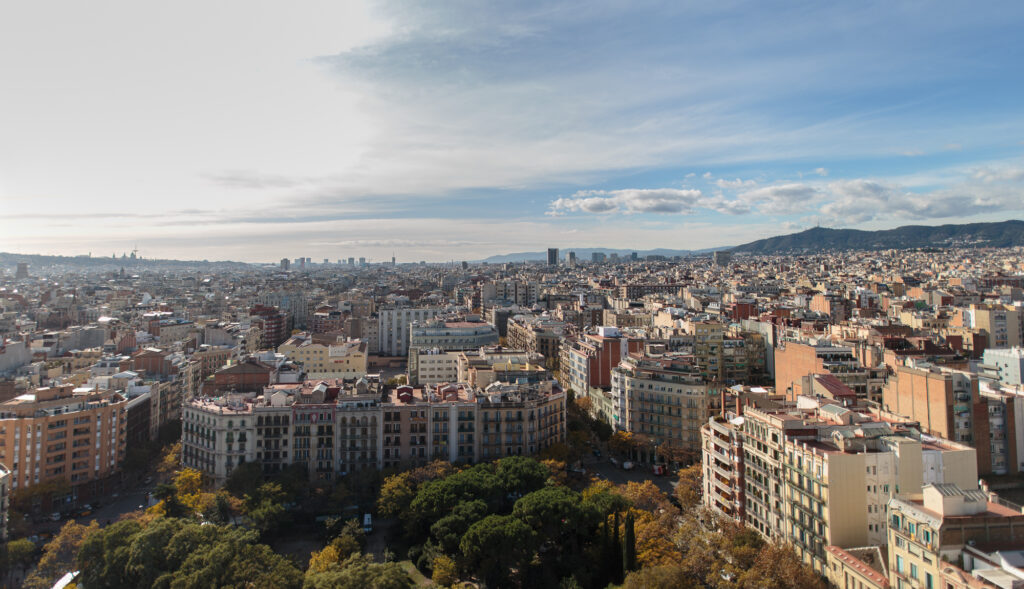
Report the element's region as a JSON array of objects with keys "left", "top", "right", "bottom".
[{"left": 547, "top": 248, "right": 559, "bottom": 266}]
